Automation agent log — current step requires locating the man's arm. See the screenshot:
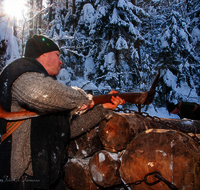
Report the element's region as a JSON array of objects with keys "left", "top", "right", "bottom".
[
  {"left": 70, "top": 105, "right": 113, "bottom": 138},
  {"left": 11, "top": 72, "right": 91, "bottom": 112}
]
